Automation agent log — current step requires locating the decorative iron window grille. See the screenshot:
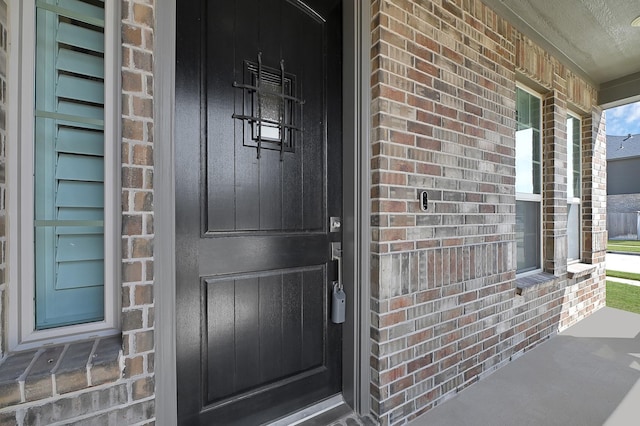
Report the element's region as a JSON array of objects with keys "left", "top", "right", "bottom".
[{"left": 233, "top": 52, "right": 304, "bottom": 160}]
